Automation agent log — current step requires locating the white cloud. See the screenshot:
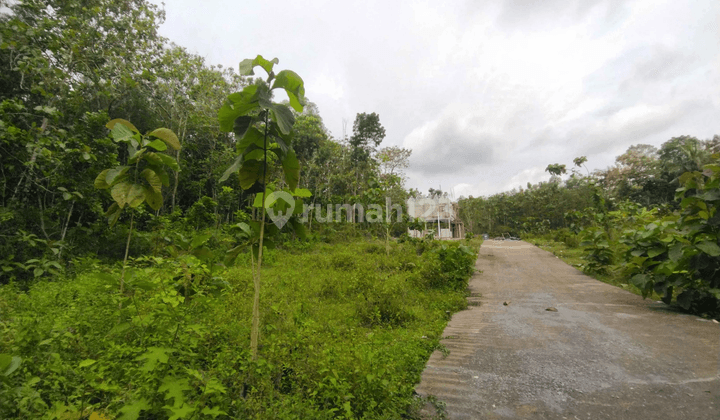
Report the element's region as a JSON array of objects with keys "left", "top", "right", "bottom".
[
  {"left": 502, "top": 167, "right": 551, "bottom": 191},
  {"left": 155, "top": 0, "right": 720, "bottom": 199},
  {"left": 309, "top": 75, "right": 344, "bottom": 101}
]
